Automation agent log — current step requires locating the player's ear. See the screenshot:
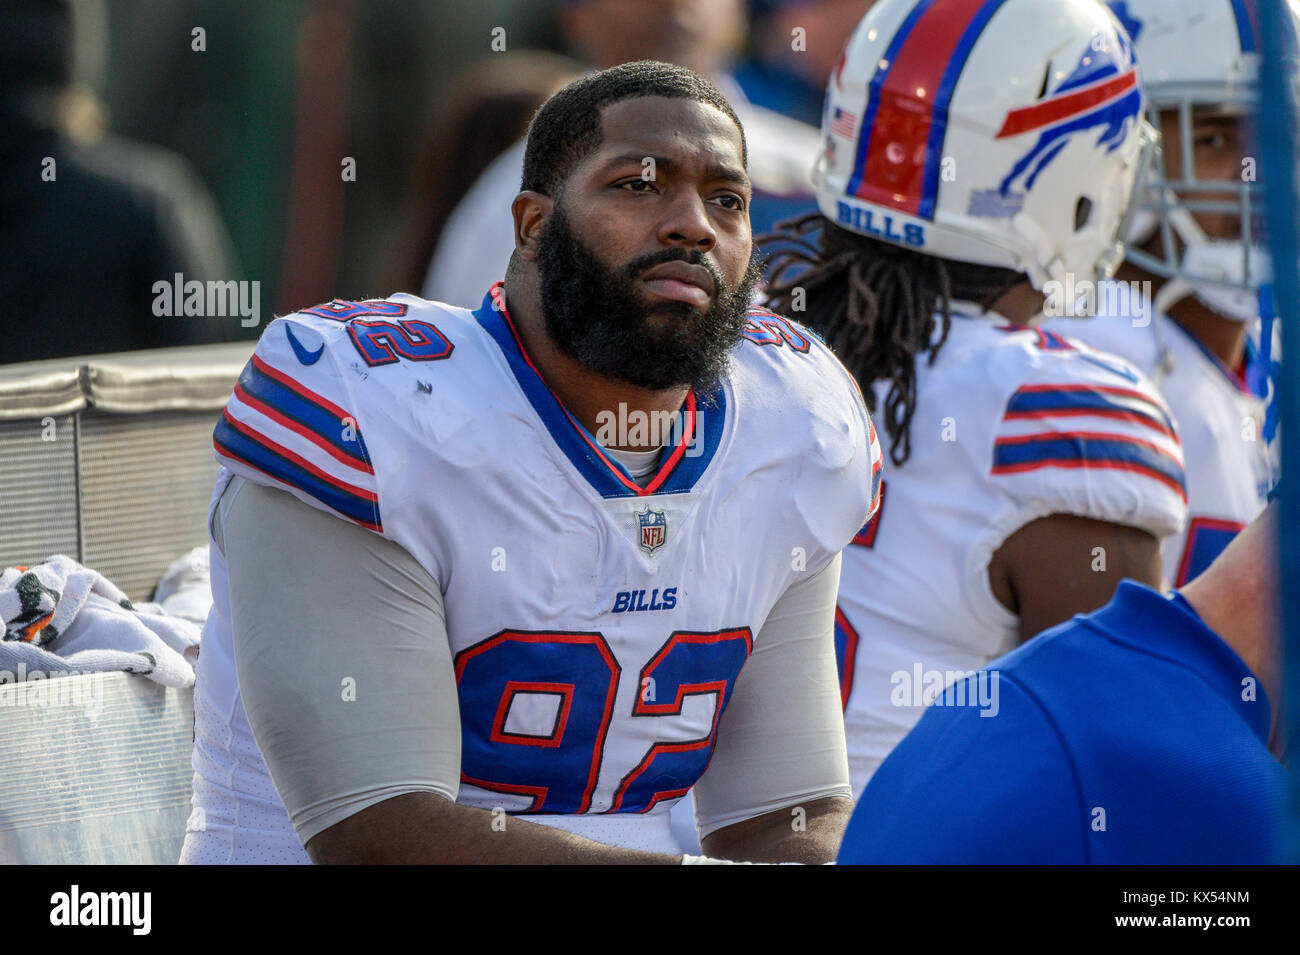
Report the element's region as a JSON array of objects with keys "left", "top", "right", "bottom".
[{"left": 512, "top": 191, "right": 554, "bottom": 264}]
